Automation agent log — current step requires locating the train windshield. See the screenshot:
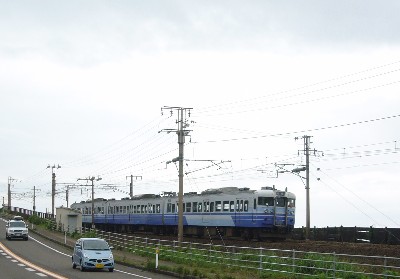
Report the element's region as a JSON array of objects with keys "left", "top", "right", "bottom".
[
  {"left": 276, "top": 197, "right": 286, "bottom": 207},
  {"left": 258, "top": 197, "right": 274, "bottom": 206}
]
